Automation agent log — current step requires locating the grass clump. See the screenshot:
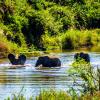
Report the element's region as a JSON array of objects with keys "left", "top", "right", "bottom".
[
  {"left": 61, "top": 29, "right": 100, "bottom": 50},
  {"left": 36, "top": 89, "right": 71, "bottom": 100},
  {"left": 80, "top": 91, "right": 100, "bottom": 100},
  {"left": 5, "top": 89, "right": 71, "bottom": 100},
  {"left": 5, "top": 94, "right": 33, "bottom": 100}
]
